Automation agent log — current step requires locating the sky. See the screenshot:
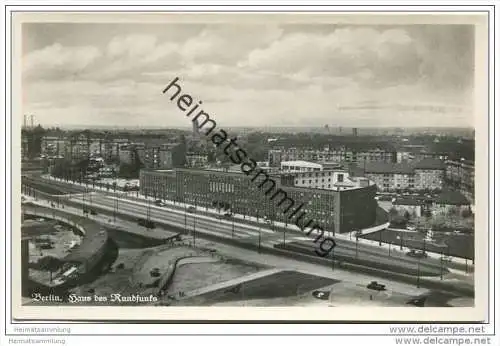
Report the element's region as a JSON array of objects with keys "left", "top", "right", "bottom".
[{"left": 21, "top": 22, "right": 475, "bottom": 128}]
